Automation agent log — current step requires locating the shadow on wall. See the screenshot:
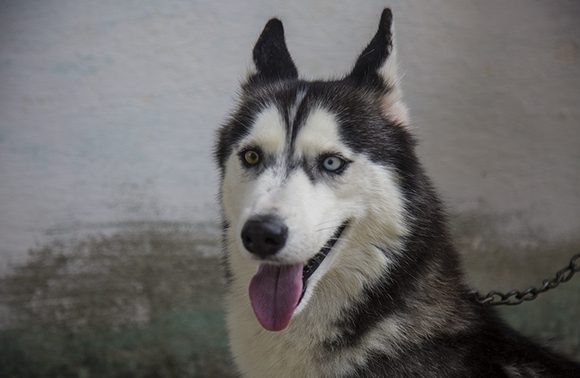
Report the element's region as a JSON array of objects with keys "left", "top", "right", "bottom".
[{"left": 0, "top": 217, "right": 579, "bottom": 377}]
